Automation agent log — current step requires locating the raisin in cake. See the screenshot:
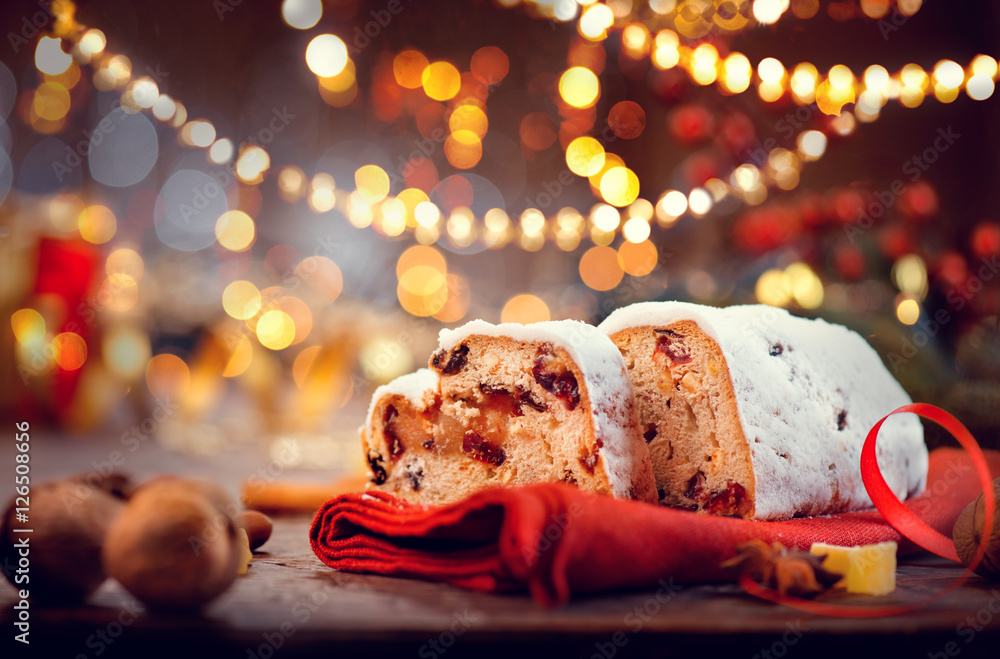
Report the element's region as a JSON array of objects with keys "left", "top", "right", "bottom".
[
  {"left": 599, "top": 301, "right": 928, "bottom": 520},
  {"left": 361, "top": 320, "right": 657, "bottom": 504}
]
